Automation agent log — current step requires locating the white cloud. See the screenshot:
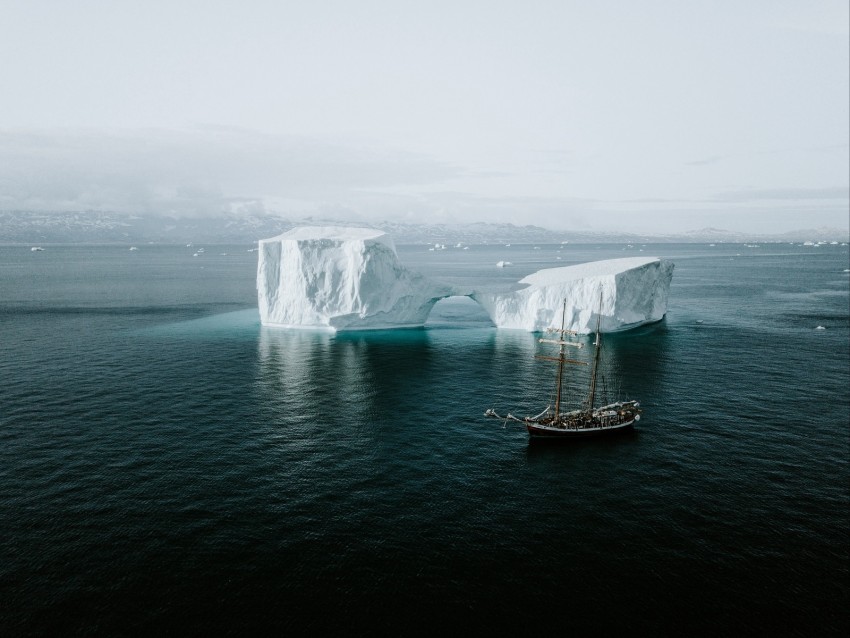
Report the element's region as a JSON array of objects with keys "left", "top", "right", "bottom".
[
  {"left": 0, "top": 1, "right": 847, "bottom": 234},
  {"left": 0, "top": 127, "right": 459, "bottom": 216}
]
